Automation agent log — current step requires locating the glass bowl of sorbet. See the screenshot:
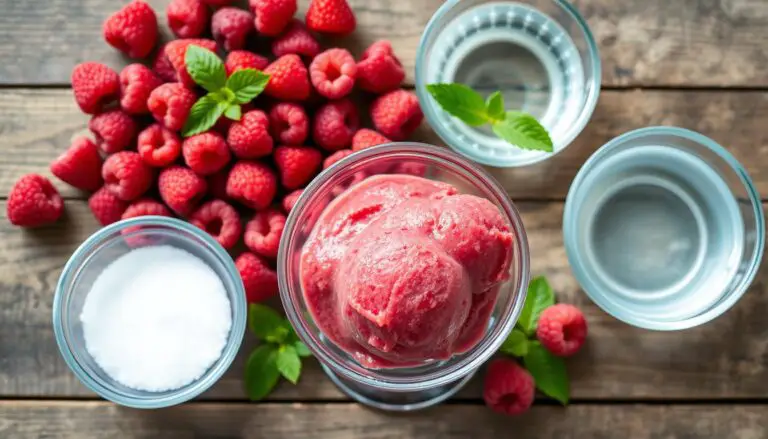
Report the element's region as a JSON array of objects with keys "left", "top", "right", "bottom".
[{"left": 278, "top": 143, "right": 530, "bottom": 411}]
